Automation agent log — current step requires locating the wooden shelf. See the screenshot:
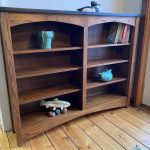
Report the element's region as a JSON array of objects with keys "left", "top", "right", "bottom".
[
  {"left": 19, "top": 84, "right": 81, "bottom": 105},
  {"left": 16, "top": 65, "right": 81, "bottom": 79},
  {"left": 88, "top": 43, "right": 131, "bottom": 49},
  {"left": 14, "top": 46, "right": 82, "bottom": 54},
  {"left": 87, "top": 59, "right": 128, "bottom": 68},
  {"left": 21, "top": 93, "right": 127, "bottom": 140},
  {"left": 86, "top": 93, "right": 127, "bottom": 108},
  {"left": 87, "top": 77, "right": 127, "bottom": 89}
]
